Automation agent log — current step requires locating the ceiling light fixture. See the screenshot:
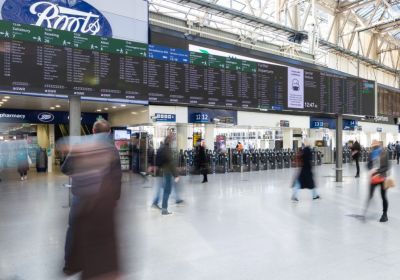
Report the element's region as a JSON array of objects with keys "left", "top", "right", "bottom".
[
  {"left": 50, "top": 107, "right": 55, "bottom": 110},
  {"left": 120, "top": 104, "right": 126, "bottom": 107},
  {"left": 4, "top": 96, "right": 10, "bottom": 99},
  {"left": 55, "top": 105, "right": 61, "bottom": 108},
  {"left": 104, "top": 108, "right": 109, "bottom": 110},
  {"left": 2, "top": 99, "right": 8, "bottom": 102},
  {"left": 131, "top": 112, "right": 138, "bottom": 115},
  {"left": 96, "top": 109, "right": 102, "bottom": 112},
  {"left": 112, "top": 106, "right": 117, "bottom": 109}
]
